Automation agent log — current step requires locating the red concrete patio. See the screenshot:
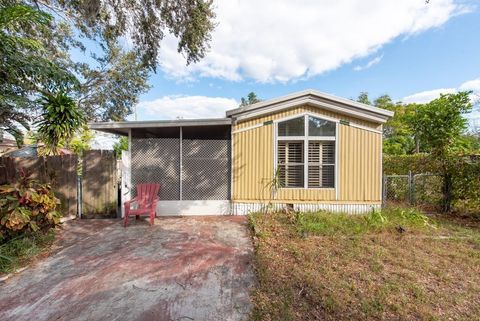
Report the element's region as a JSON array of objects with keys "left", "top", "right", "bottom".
[{"left": 0, "top": 216, "right": 255, "bottom": 321}]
